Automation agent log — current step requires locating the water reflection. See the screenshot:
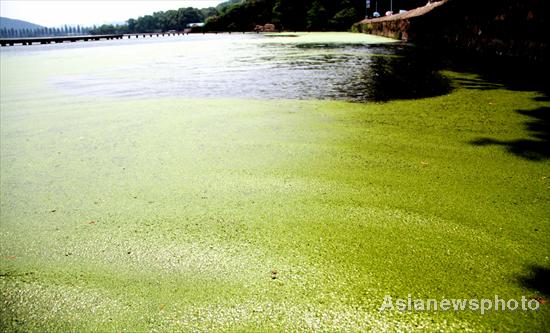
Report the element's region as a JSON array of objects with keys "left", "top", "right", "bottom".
[
  {"left": 48, "top": 35, "right": 450, "bottom": 102},
  {"left": 344, "top": 45, "right": 451, "bottom": 101}
]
